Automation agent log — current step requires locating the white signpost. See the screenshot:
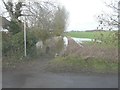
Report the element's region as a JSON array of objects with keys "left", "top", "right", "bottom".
[{"left": 24, "top": 17, "right": 27, "bottom": 57}]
